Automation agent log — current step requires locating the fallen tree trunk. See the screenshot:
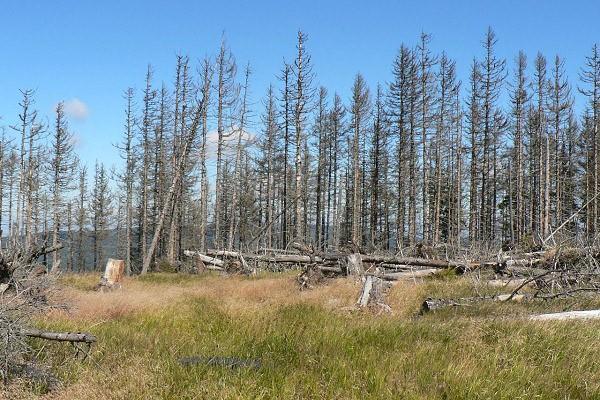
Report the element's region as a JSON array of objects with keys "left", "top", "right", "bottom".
[
  {"left": 360, "top": 254, "right": 455, "bottom": 269},
  {"left": 378, "top": 268, "right": 441, "bottom": 281},
  {"left": 529, "top": 310, "right": 600, "bottom": 321},
  {"left": 203, "top": 250, "right": 254, "bottom": 274},
  {"left": 207, "top": 250, "right": 324, "bottom": 264},
  {"left": 421, "top": 293, "right": 529, "bottom": 313},
  {"left": 203, "top": 250, "right": 460, "bottom": 270},
  {"left": 189, "top": 248, "right": 575, "bottom": 278},
  {"left": 184, "top": 250, "right": 224, "bottom": 268},
  {"left": 23, "top": 328, "right": 97, "bottom": 344},
  {"left": 319, "top": 266, "right": 343, "bottom": 273}
]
